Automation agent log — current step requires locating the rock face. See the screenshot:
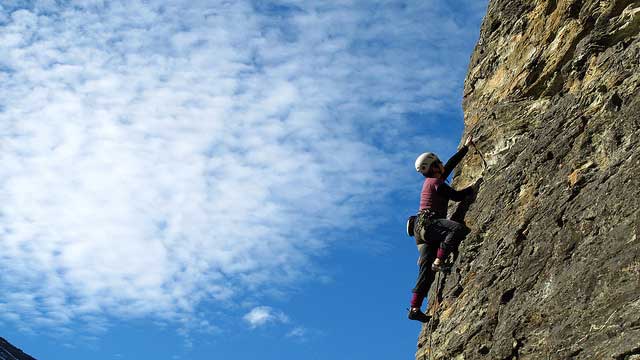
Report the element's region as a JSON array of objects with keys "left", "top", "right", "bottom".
[
  {"left": 416, "top": 1, "right": 640, "bottom": 359},
  {"left": 0, "top": 337, "right": 36, "bottom": 360}
]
